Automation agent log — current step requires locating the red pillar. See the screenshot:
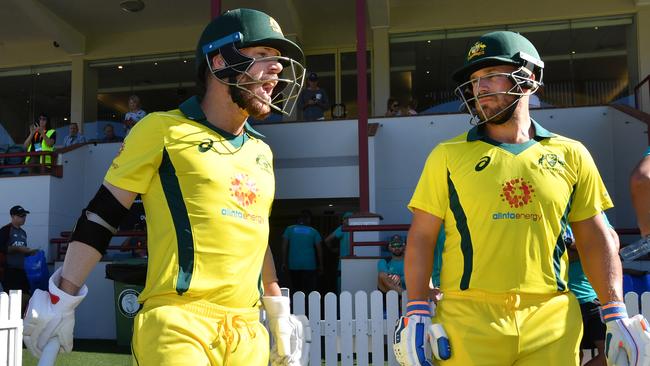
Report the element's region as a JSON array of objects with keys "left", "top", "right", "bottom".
[
  {"left": 356, "top": 0, "right": 369, "bottom": 212},
  {"left": 211, "top": 0, "right": 221, "bottom": 18}
]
